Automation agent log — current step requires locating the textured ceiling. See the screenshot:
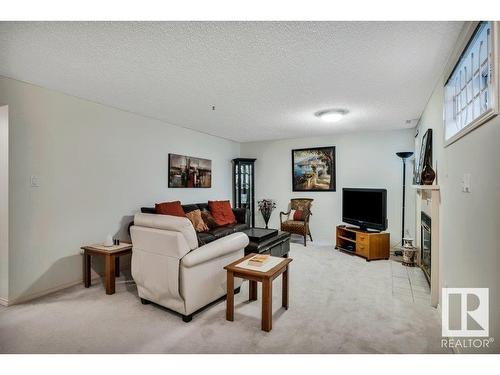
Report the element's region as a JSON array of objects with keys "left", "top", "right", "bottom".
[{"left": 0, "top": 21, "right": 463, "bottom": 142}]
